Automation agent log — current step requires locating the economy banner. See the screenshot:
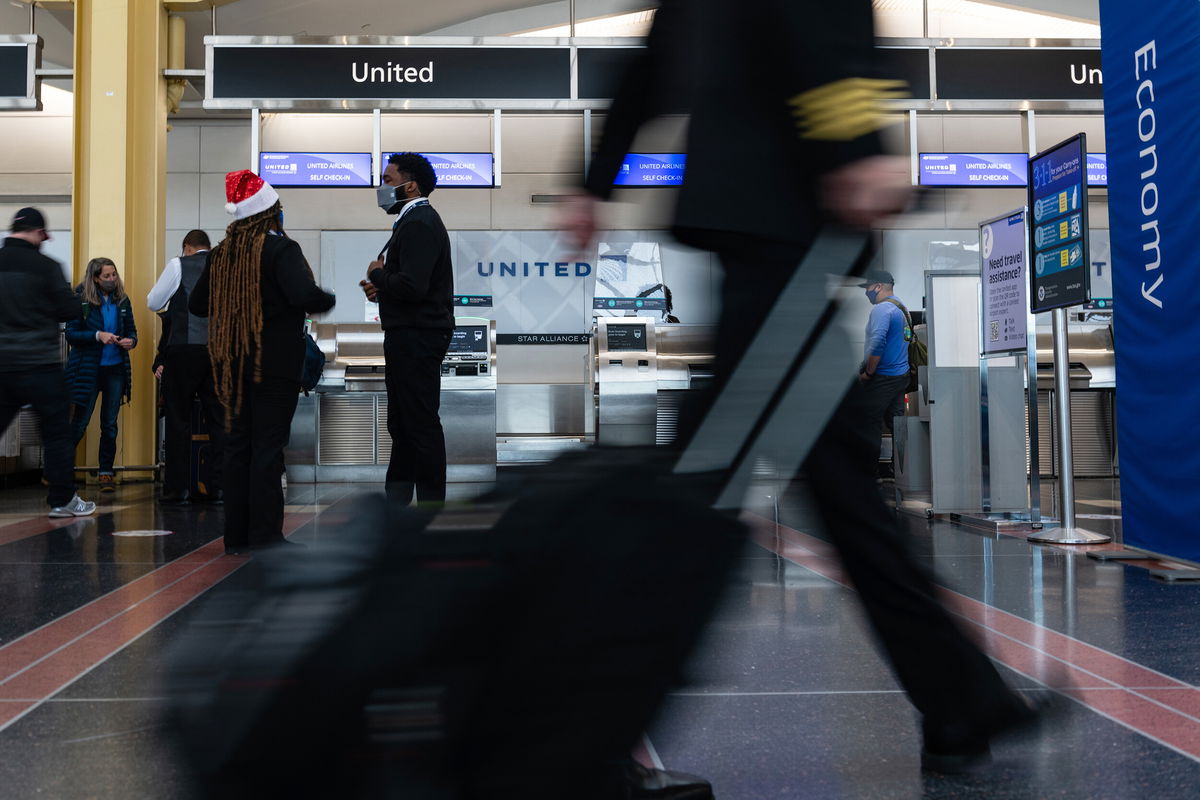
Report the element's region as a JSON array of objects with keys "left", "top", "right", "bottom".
[{"left": 1101, "top": 0, "right": 1200, "bottom": 561}]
